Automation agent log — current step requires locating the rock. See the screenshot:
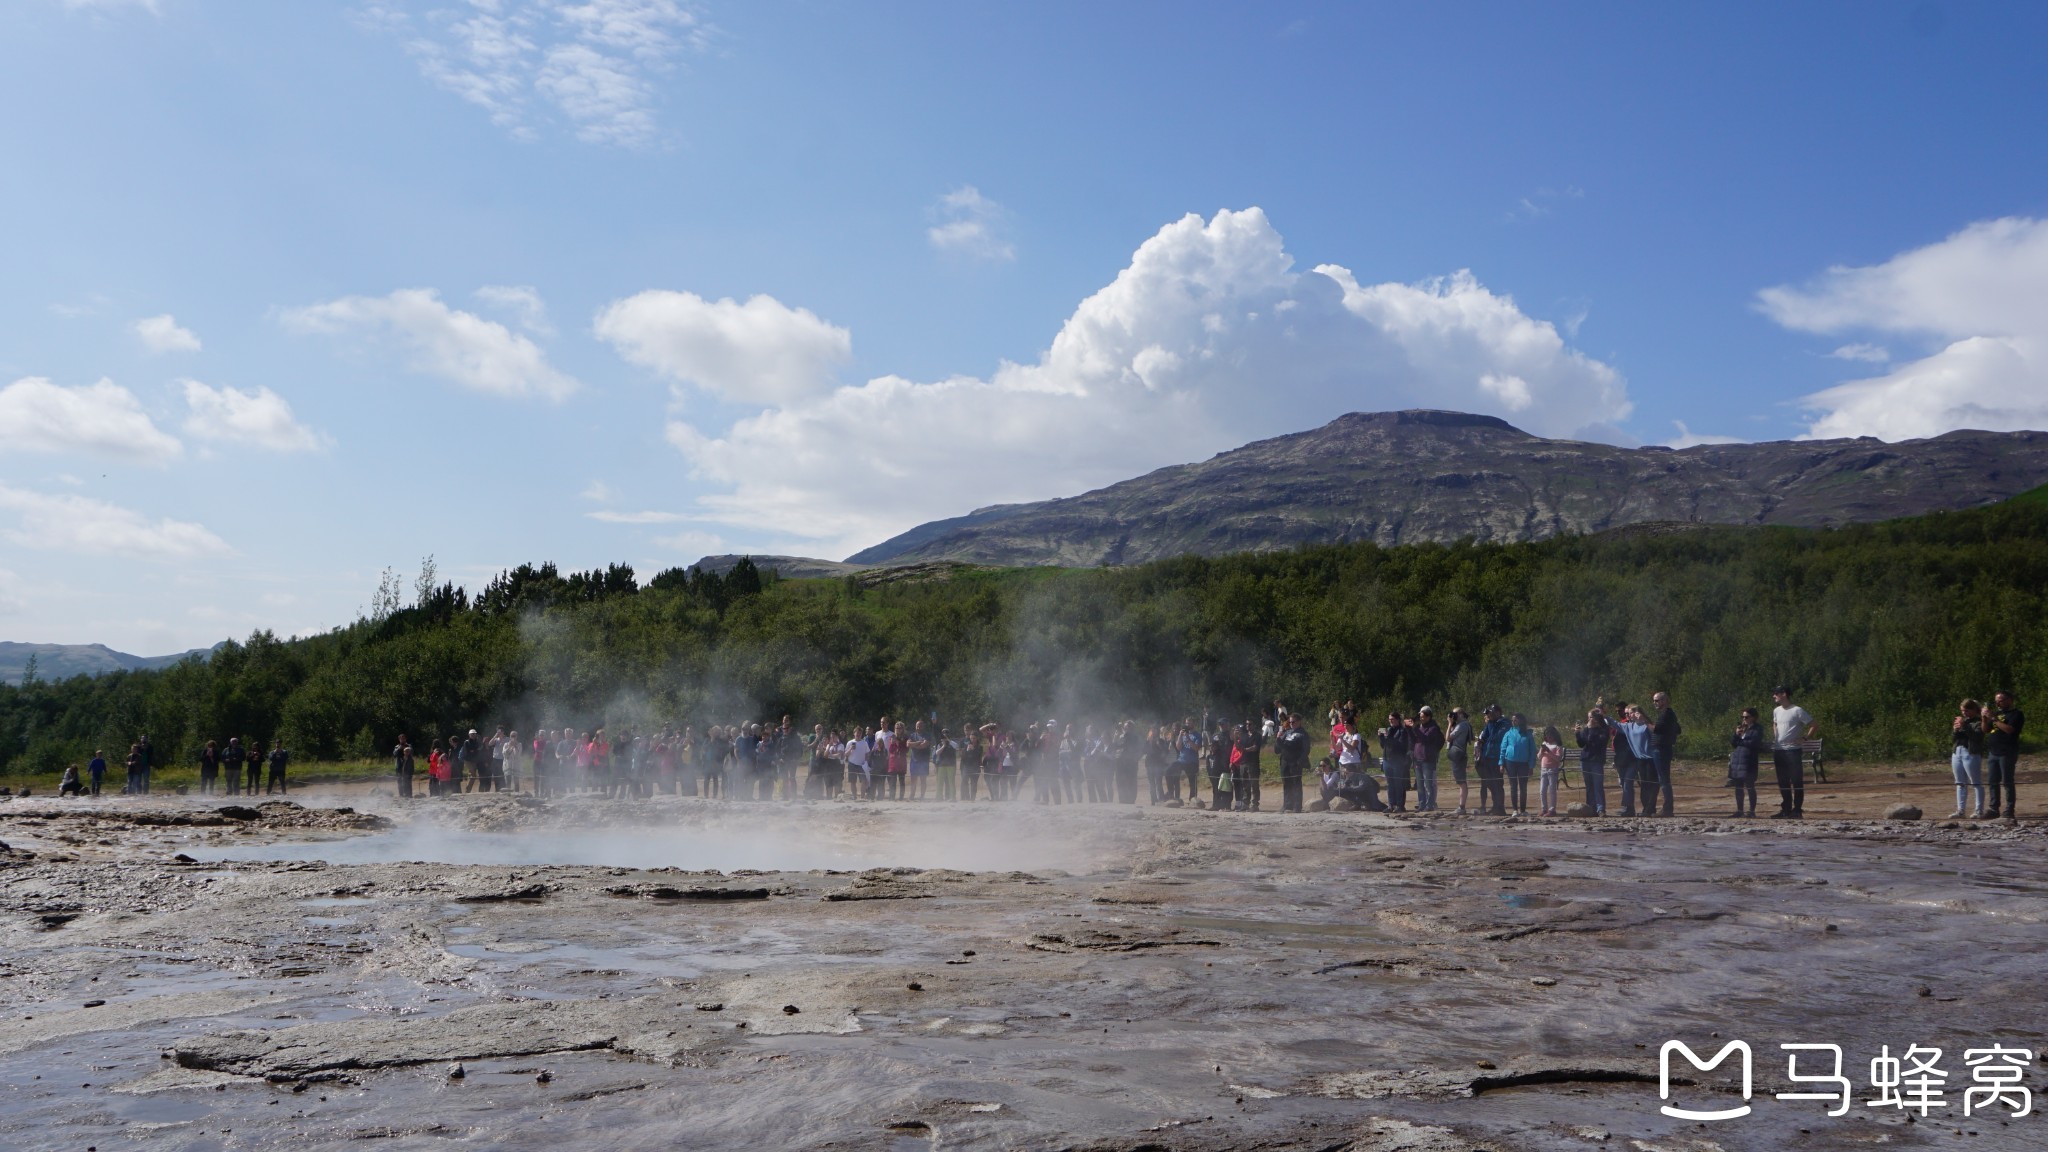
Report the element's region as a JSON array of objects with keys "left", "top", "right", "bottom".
[
  {"left": 781, "top": 1005, "right": 800, "bottom": 1015},
  {"left": 1307, "top": 799, "right": 1329, "bottom": 812},
  {"left": 905, "top": 983, "right": 922, "bottom": 992},
  {"left": 448, "top": 1062, "right": 465, "bottom": 1079},
  {"left": 1529, "top": 977, "right": 1556, "bottom": 987},
  {"left": 1330, "top": 798, "right": 1357, "bottom": 812},
  {"left": 1565, "top": 803, "right": 1597, "bottom": 817},
  {"left": 215, "top": 806, "right": 260, "bottom": 822},
  {"left": 1886, "top": 804, "right": 1922, "bottom": 821},
  {"left": 1162, "top": 799, "right": 1184, "bottom": 808},
  {"left": 535, "top": 1070, "right": 552, "bottom": 1083}
]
